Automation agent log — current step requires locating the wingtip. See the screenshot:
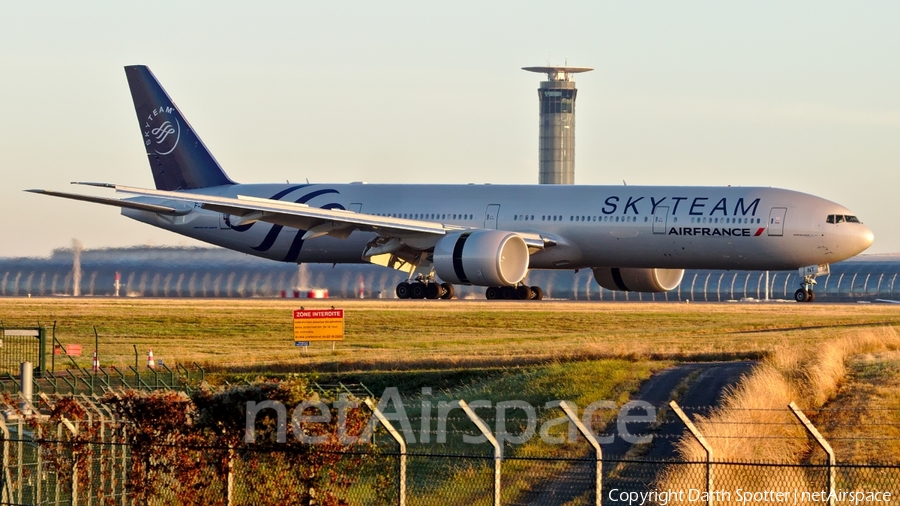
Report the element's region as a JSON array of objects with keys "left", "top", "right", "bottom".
[{"left": 71, "top": 182, "right": 116, "bottom": 188}]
